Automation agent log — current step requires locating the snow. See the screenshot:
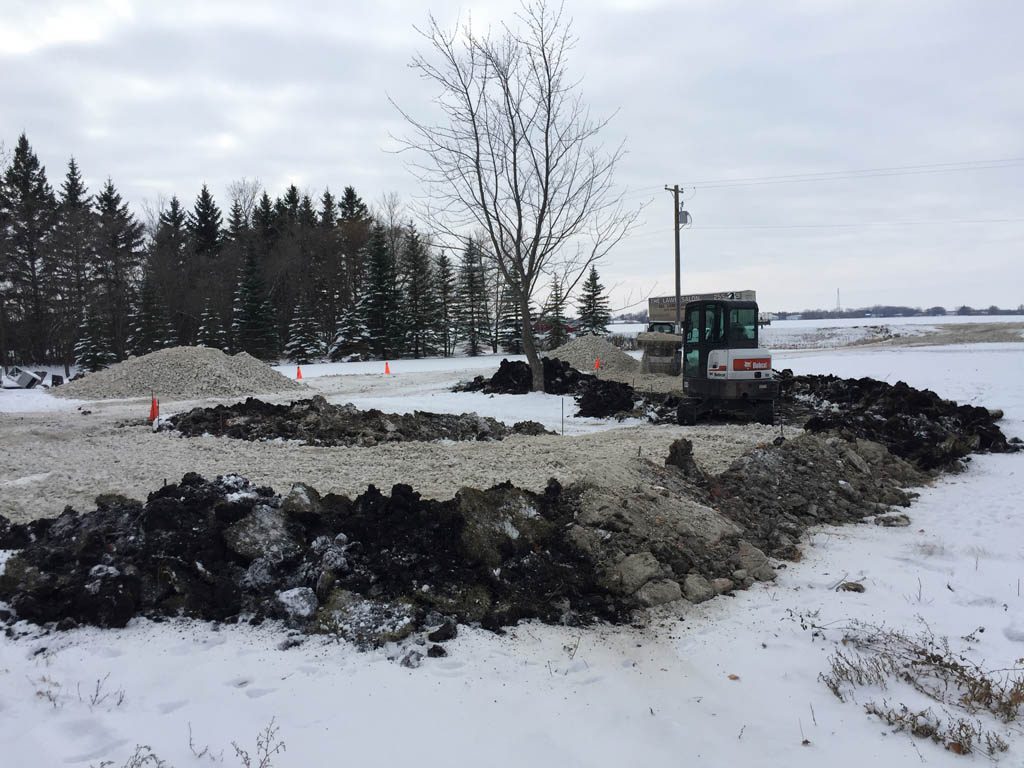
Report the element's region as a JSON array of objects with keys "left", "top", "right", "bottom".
[
  {"left": 0, "top": 387, "right": 84, "bottom": 414},
  {"left": 1, "top": 342, "right": 1022, "bottom": 766},
  {"left": 274, "top": 352, "right": 523, "bottom": 379}
]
